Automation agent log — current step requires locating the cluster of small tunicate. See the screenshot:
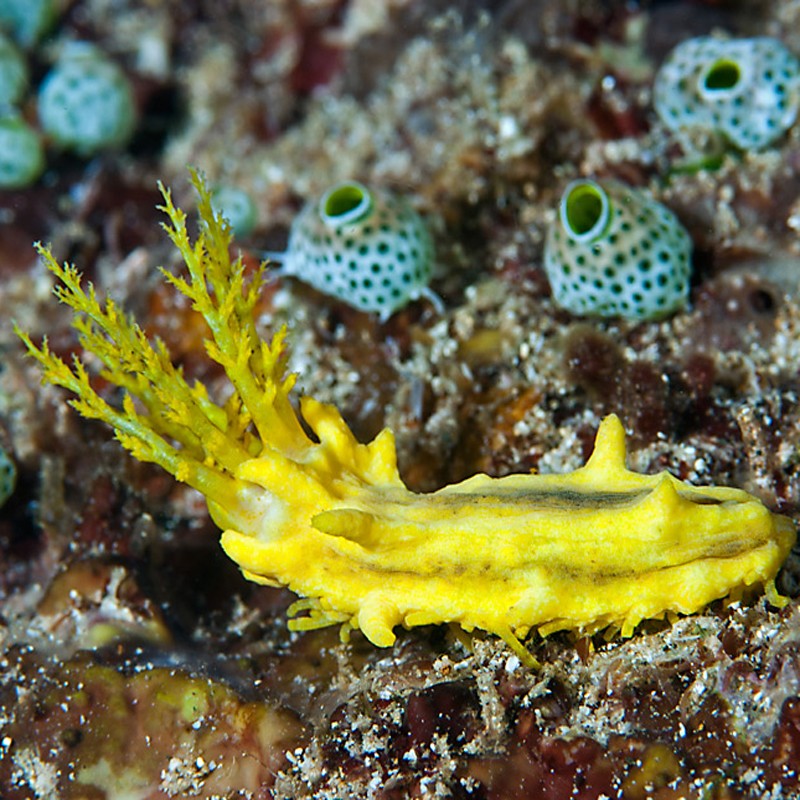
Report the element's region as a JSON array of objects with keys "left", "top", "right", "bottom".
[
  {"left": 277, "top": 181, "right": 439, "bottom": 321},
  {"left": 544, "top": 179, "right": 692, "bottom": 321},
  {"left": 0, "top": 8, "right": 136, "bottom": 189},
  {"left": 654, "top": 36, "right": 800, "bottom": 151}
]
